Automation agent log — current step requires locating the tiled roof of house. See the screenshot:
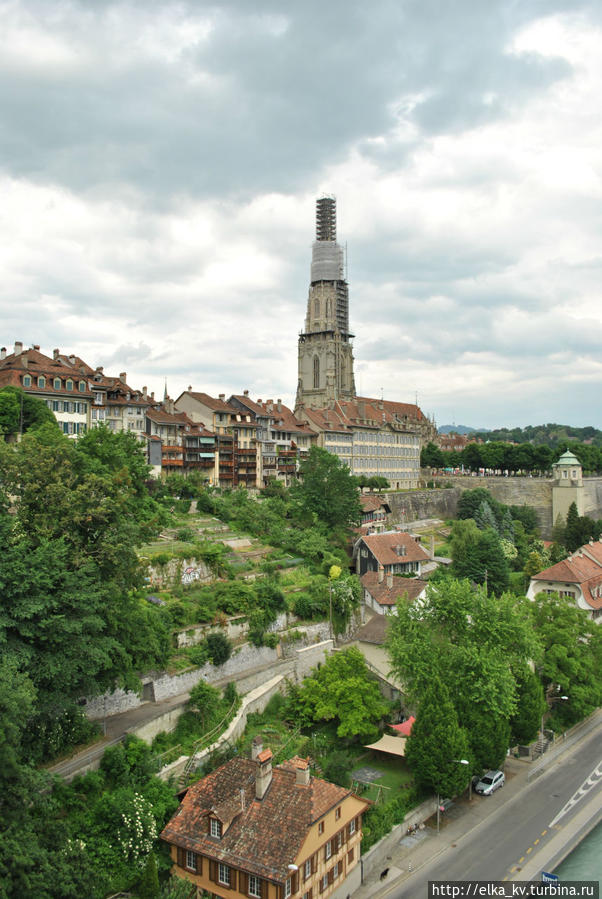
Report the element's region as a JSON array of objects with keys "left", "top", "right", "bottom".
[
  {"left": 360, "top": 494, "right": 389, "bottom": 513},
  {"left": 360, "top": 532, "right": 430, "bottom": 567},
  {"left": 178, "top": 391, "right": 237, "bottom": 414},
  {"left": 361, "top": 572, "right": 428, "bottom": 606},
  {"left": 160, "top": 756, "right": 355, "bottom": 882},
  {"left": 147, "top": 407, "right": 192, "bottom": 425},
  {"left": 531, "top": 538, "right": 602, "bottom": 609},
  {"left": 354, "top": 615, "right": 391, "bottom": 645}
]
